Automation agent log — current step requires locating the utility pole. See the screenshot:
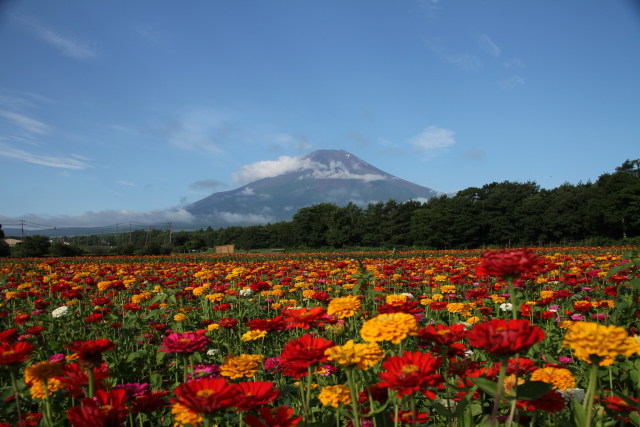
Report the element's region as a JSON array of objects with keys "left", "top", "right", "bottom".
[{"left": 20, "top": 219, "right": 24, "bottom": 239}]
